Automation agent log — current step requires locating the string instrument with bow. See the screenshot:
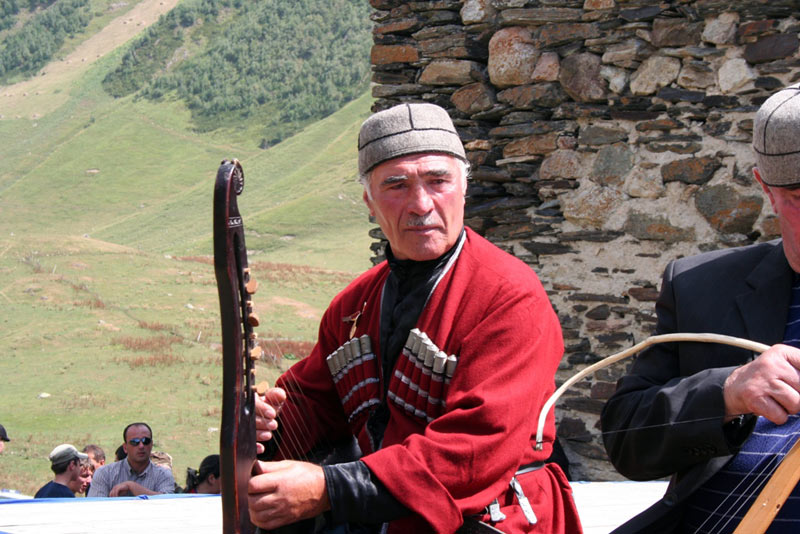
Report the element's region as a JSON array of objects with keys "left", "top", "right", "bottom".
[
  {"left": 214, "top": 159, "right": 264, "bottom": 534},
  {"left": 535, "top": 332, "right": 800, "bottom": 534}
]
